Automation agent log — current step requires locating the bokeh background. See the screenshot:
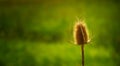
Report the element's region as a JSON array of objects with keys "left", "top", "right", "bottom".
[{"left": 0, "top": 0, "right": 120, "bottom": 66}]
